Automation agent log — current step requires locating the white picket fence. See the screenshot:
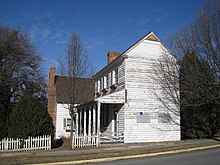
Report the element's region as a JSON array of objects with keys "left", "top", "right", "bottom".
[
  {"left": 0, "top": 135, "right": 51, "bottom": 152},
  {"left": 72, "top": 134, "right": 99, "bottom": 148}
]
